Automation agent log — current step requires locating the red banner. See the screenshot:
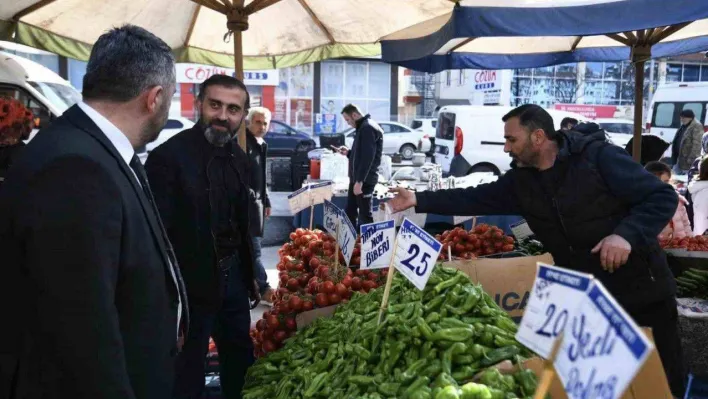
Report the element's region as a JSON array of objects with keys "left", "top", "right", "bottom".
[{"left": 554, "top": 104, "right": 617, "bottom": 119}]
